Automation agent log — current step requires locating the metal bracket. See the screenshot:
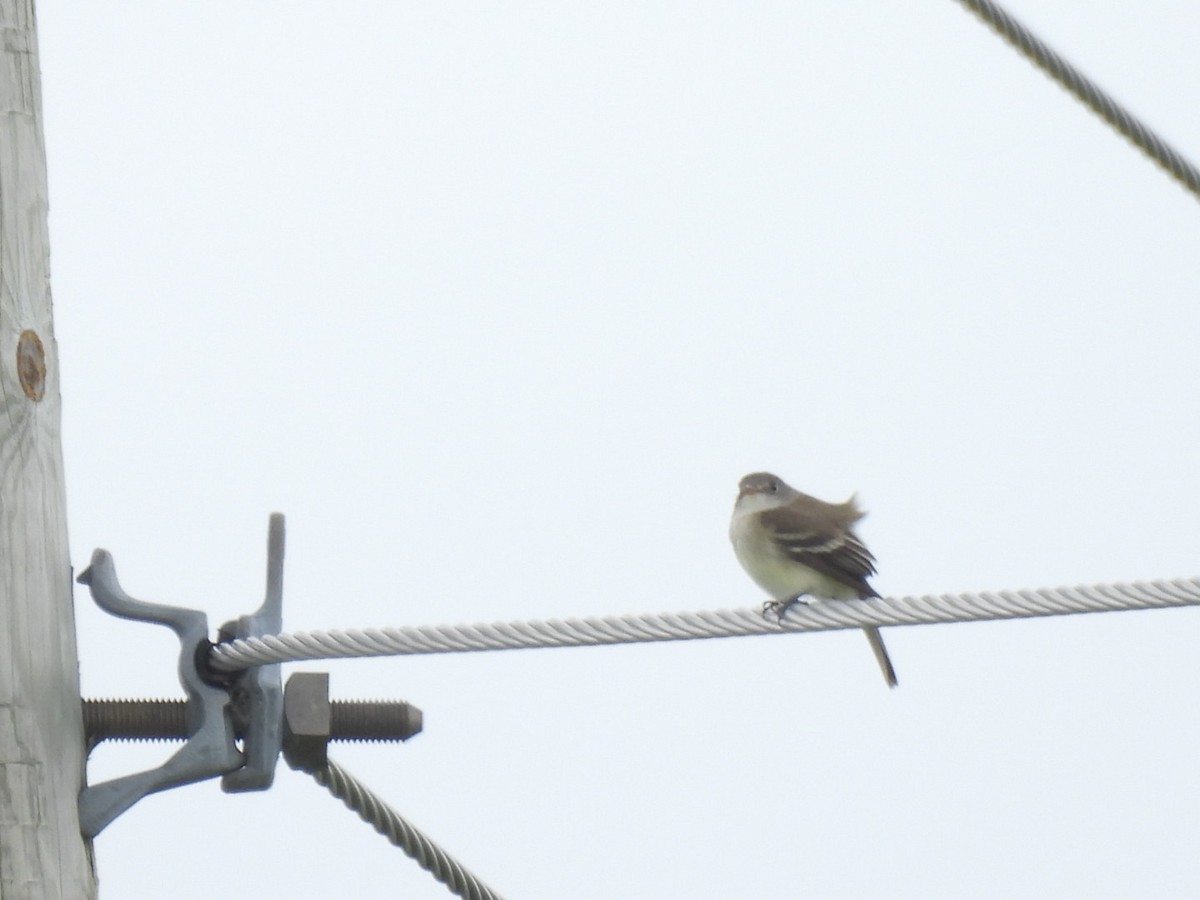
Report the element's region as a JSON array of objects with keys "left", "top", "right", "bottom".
[
  {"left": 76, "top": 515, "right": 287, "bottom": 837},
  {"left": 218, "top": 513, "right": 284, "bottom": 792}
]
